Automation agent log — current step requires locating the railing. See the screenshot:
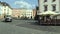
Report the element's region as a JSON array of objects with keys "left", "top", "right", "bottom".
[{"left": 38, "top": 19, "right": 60, "bottom": 25}]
